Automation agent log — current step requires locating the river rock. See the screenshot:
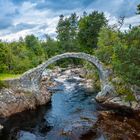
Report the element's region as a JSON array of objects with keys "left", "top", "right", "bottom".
[
  {"left": 0, "top": 78, "right": 52, "bottom": 117},
  {"left": 104, "top": 96, "right": 131, "bottom": 107},
  {"left": 96, "top": 83, "right": 116, "bottom": 102},
  {"left": 0, "top": 124, "right": 3, "bottom": 133},
  {"left": 101, "top": 95, "right": 140, "bottom": 111},
  {"left": 131, "top": 101, "right": 139, "bottom": 109},
  {"left": 17, "top": 131, "right": 36, "bottom": 140},
  {"left": 131, "top": 85, "right": 140, "bottom": 102}
]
